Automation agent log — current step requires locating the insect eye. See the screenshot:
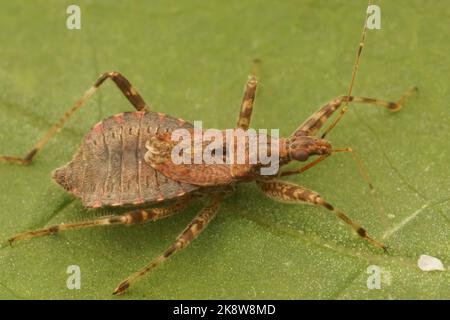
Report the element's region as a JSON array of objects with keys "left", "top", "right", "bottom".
[{"left": 291, "top": 149, "right": 309, "bottom": 162}]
